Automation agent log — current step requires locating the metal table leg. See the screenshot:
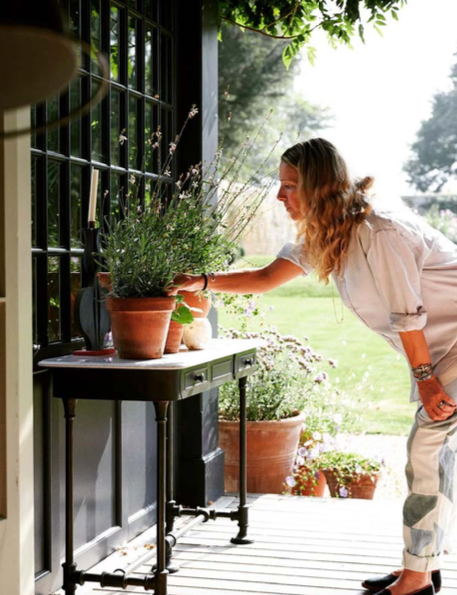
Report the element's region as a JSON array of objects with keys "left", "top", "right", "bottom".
[
  {"left": 231, "top": 376, "right": 254, "bottom": 545},
  {"left": 62, "top": 398, "right": 78, "bottom": 595},
  {"left": 153, "top": 401, "right": 170, "bottom": 595}
]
